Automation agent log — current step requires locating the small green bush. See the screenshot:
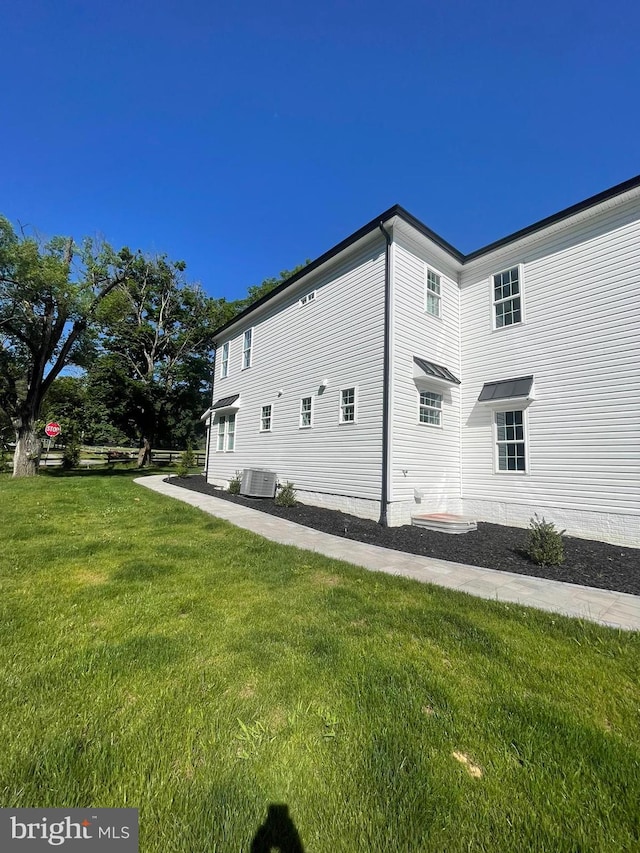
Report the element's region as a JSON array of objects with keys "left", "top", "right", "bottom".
[
  {"left": 175, "top": 447, "right": 196, "bottom": 478},
  {"left": 275, "top": 481, "right": 297, "bottom": 507},
  {"left": 61, "top": 436, "right": 81, "bottom": 470},
  {"left": 526, "top": 514, "right": 566, "bottom": 566},
  {"left": 228, "top": 470, "right": 242, "bottom": 494}
]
